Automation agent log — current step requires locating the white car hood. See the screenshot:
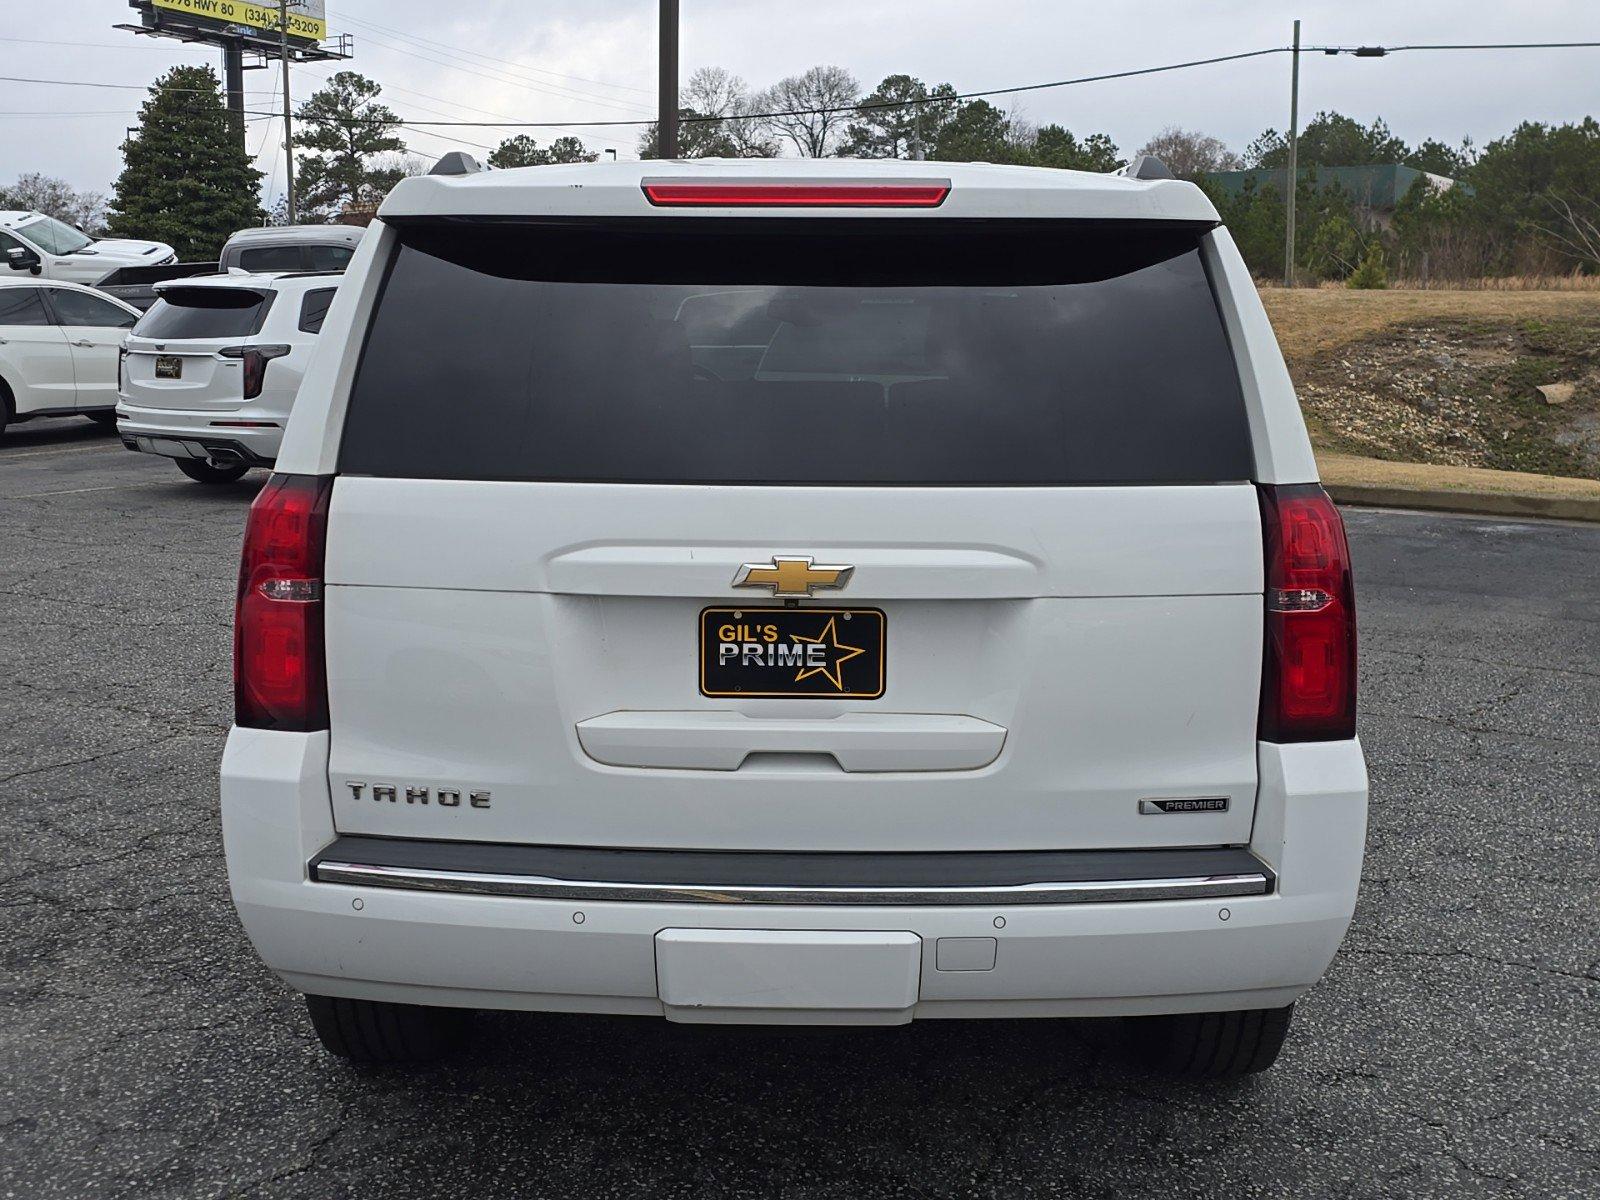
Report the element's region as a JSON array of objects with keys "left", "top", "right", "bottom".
[{"left": 77, "top": 238, "right": 175, "bottom": 264}]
